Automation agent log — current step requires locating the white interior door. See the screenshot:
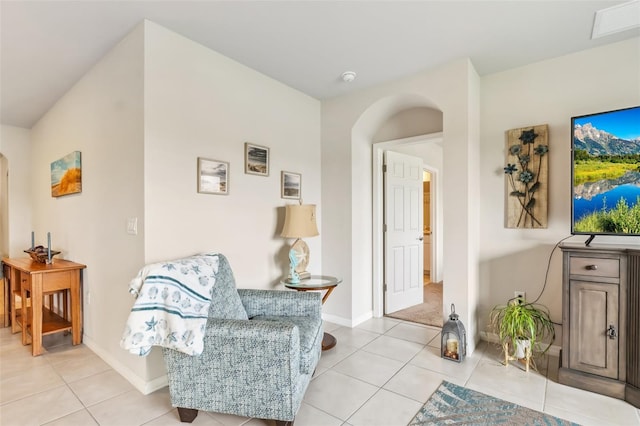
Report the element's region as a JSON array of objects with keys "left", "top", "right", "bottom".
[{"left": 384, "top": 150, "right": 424, "bottom": 314}]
